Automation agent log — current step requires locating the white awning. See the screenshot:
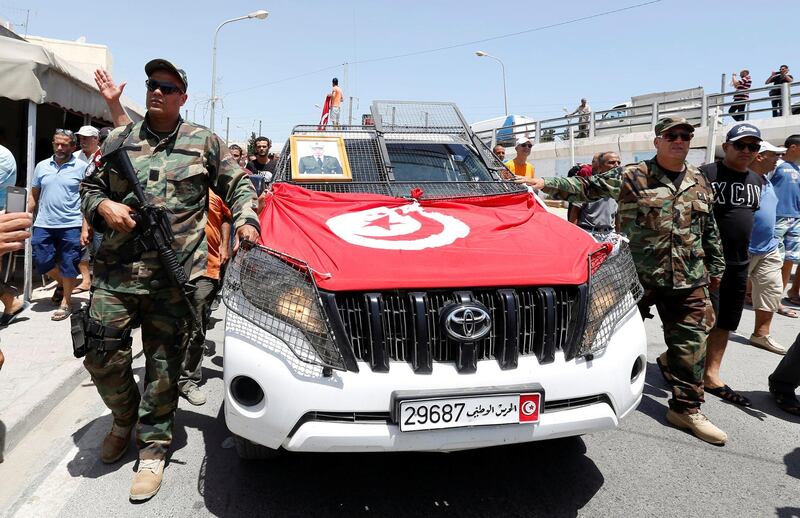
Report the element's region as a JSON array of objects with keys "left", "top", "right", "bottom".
[{"left": 0, "top": 36, "right": 144, "bottom": 122}]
